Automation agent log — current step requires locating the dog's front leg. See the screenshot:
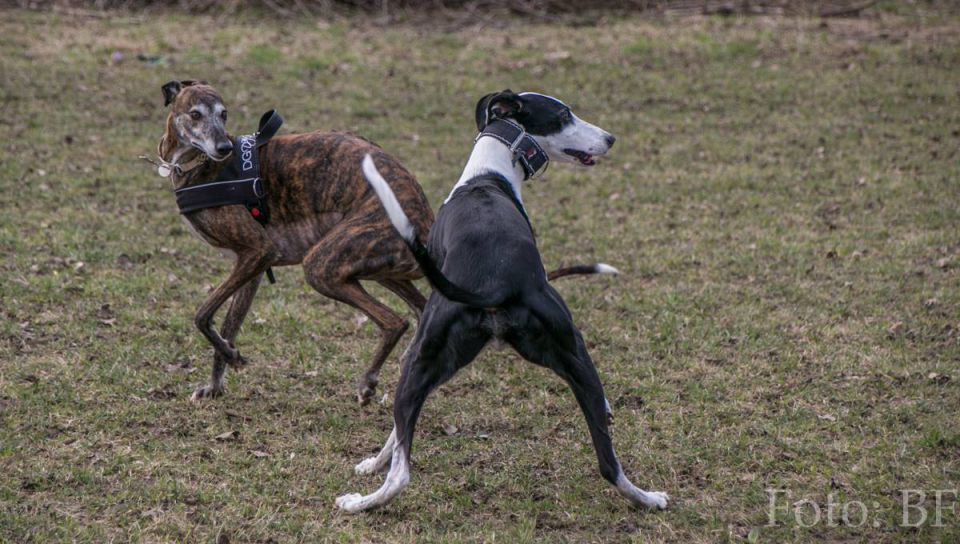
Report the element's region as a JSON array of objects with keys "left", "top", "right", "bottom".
[
  {"left": 191, "top": 248, "right": 274, "bottom": 399},
  {"left": 354, "top": 427, "right": 397, "bottom": 475},
  {"left": 191, "top": 274, "right": 263, "bottom": 400}
]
